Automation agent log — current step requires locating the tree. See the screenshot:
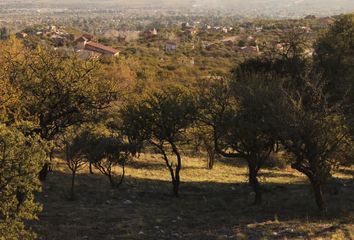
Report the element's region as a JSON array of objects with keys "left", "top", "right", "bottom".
[
  {"left": 61, "top": 129, "right": 88, "bottom": 200},
  {"left": 196, "top": 75, "right": 279, "bottom": 204},
  {"left": 85, "top": 135, "right": 132, "bottom": 188},
  {"left": 314, "top": 14, "right": 354, "bottom": 97},
  {"left": 0, "top": 38, "right": 25, "bottom": 126},
  {"left": 234, "top": 30, "right": 310, "bottom": 89},
  {"left": 195, "top": 77, "right": 235, "bottom": 170},
  {"left": 0, "top": 124, "right": 46, "bottom": 240},
  {"left": 2, "top": 39, "right": 120, "bottom": 180},
  {"left": 314, "top": 14, "right": 354, "bottom": 137},
  {"left": 121, "top": 86, "right": 197, "bottom": 197},
  {"left": 190, "top": 126, "right": 218, "bottom": 170},
  {"left": 274, "top": 75, "right": 349, "bottom": 211},
  {"left": 0, "top": 27, "right": 9, "bottom": 40}
]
